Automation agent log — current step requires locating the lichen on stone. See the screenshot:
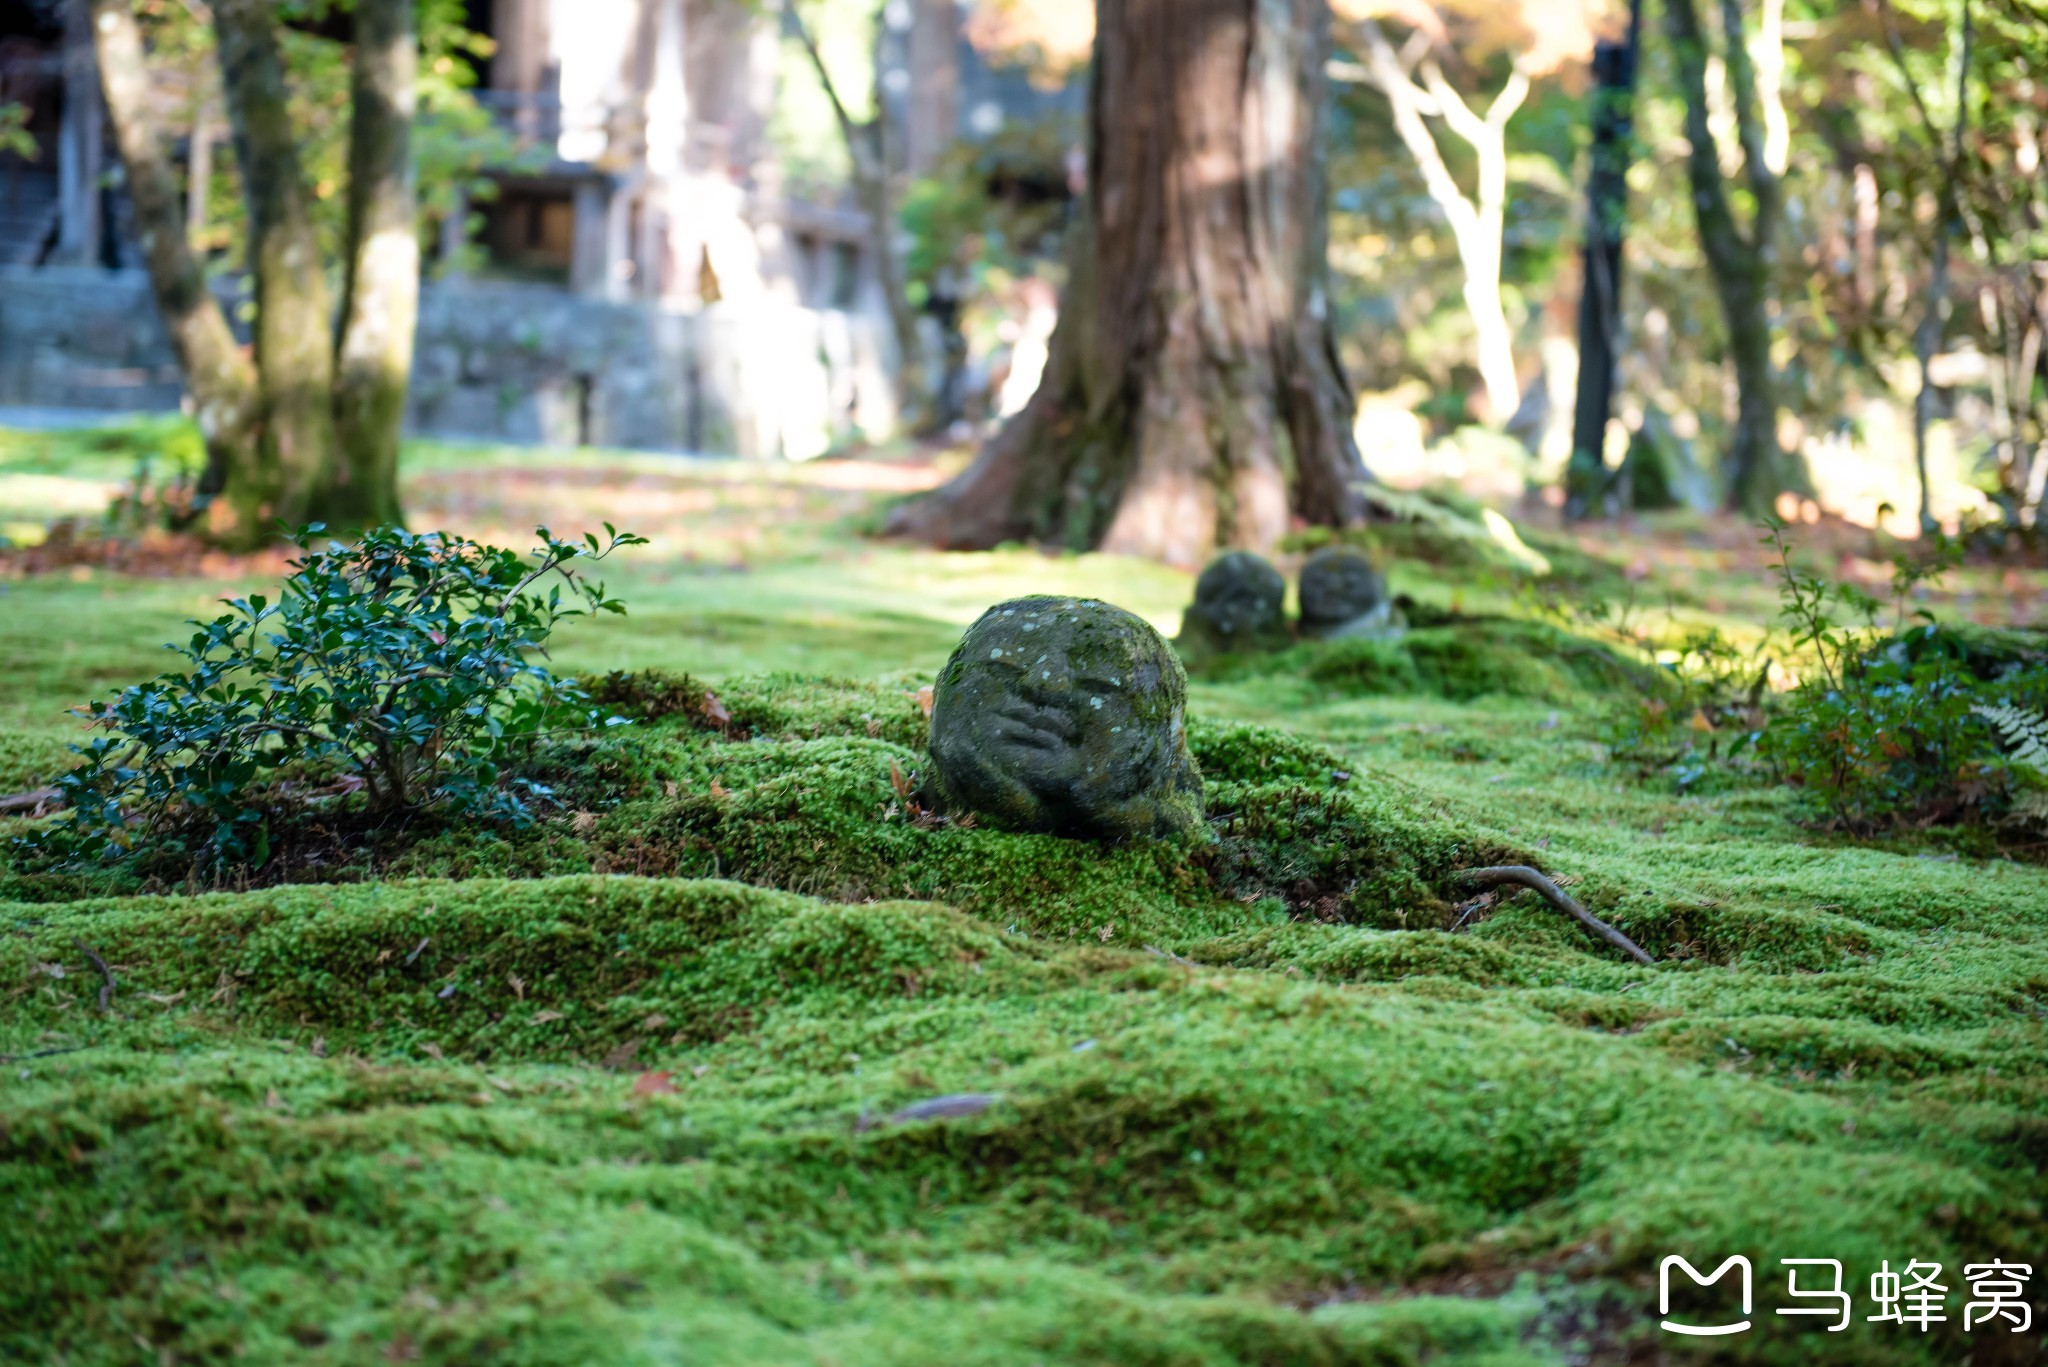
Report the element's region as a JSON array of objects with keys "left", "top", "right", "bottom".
[{"left": 927, "top": 597, "right": 1205, "bottom": 842}]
